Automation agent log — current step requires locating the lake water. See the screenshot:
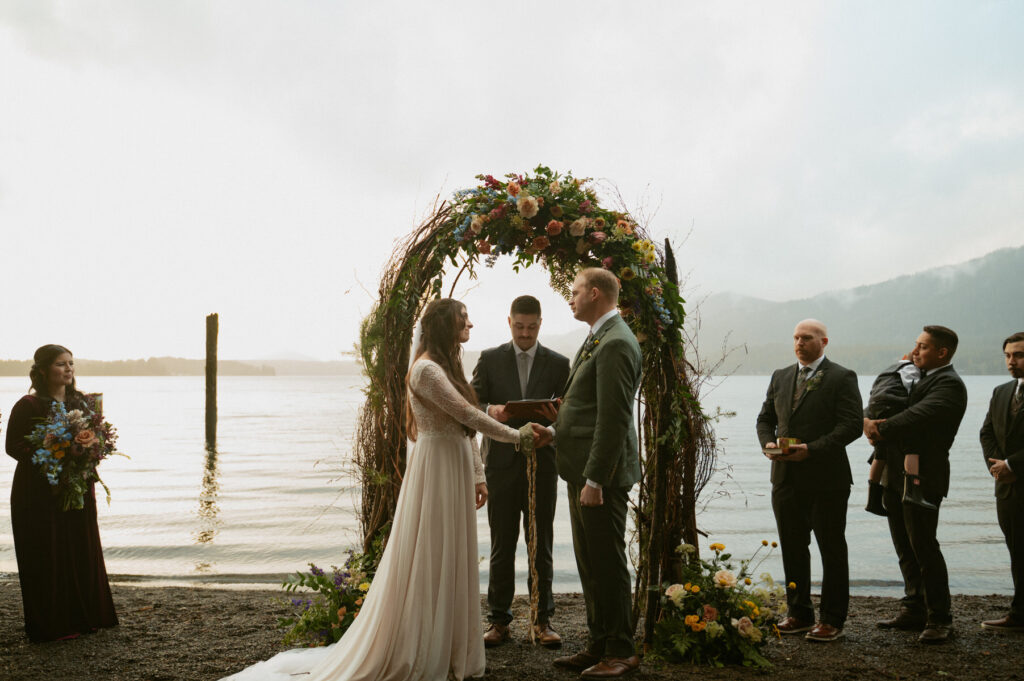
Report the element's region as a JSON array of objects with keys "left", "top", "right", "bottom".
[{"left": 0, "top": 374, "right": 1014, "bottom": 596}]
